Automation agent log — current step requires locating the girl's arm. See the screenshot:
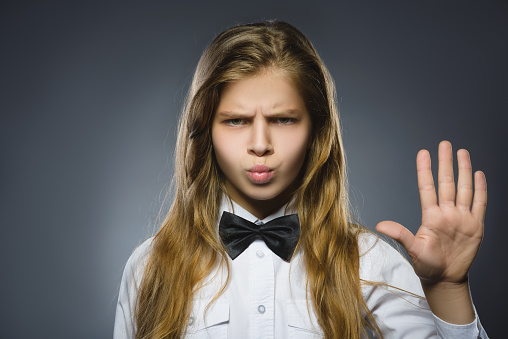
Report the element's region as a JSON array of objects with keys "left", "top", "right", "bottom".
[{"left": 376, "top": 140, "right": 487, "bottom": 325}]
